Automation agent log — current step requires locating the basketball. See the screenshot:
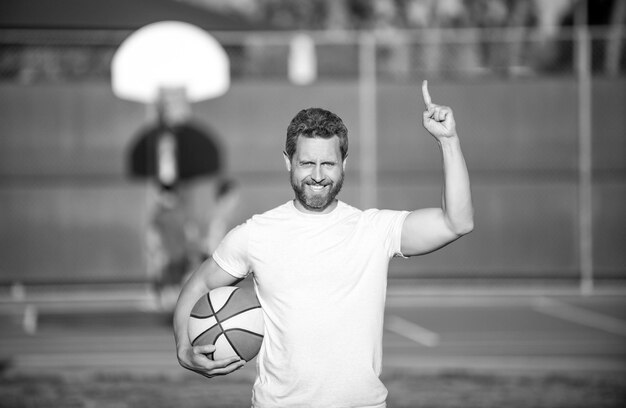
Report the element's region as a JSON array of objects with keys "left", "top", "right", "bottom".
[{"left": 188, "top": 286, "right": 264, "bottom": 361}]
